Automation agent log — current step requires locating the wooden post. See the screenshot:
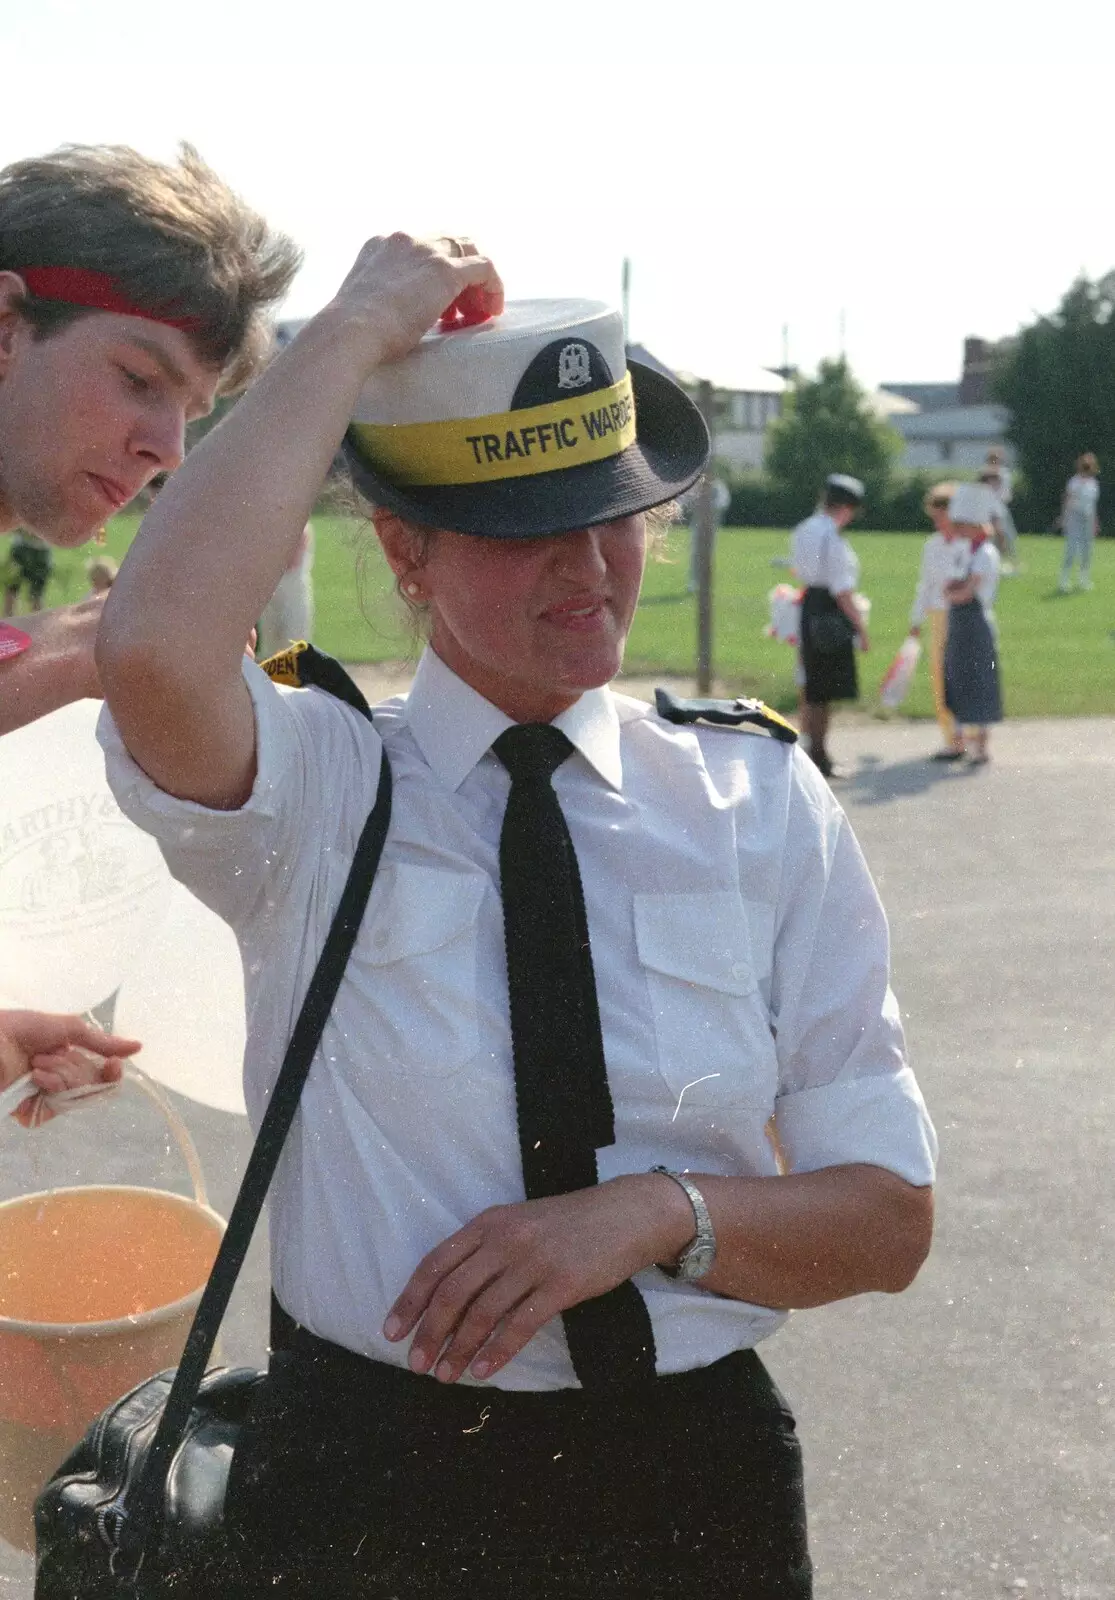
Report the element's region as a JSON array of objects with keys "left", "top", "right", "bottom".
[{"left": 695, "top": 379, "right": 715, "bottom": 694}]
